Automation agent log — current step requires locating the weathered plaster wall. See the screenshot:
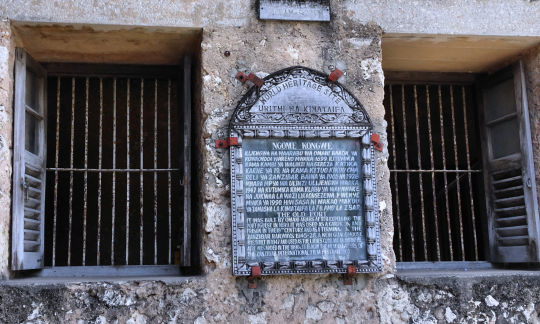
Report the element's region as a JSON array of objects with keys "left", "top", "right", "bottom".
[
  {"left": 2, "top": 0, "right": 539, "bottom": 36},
  {"left": 0, "top": 19, "right": 14, "bottom": 280},
  {"left": 345, "top": 0, "right": 540, "bottom": 37},
  {"left": 524, "top": 46, "right": 540, "bottom": 207},
  {"left": 1, "top": 0, "right": 251, "bottom": 28}
]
